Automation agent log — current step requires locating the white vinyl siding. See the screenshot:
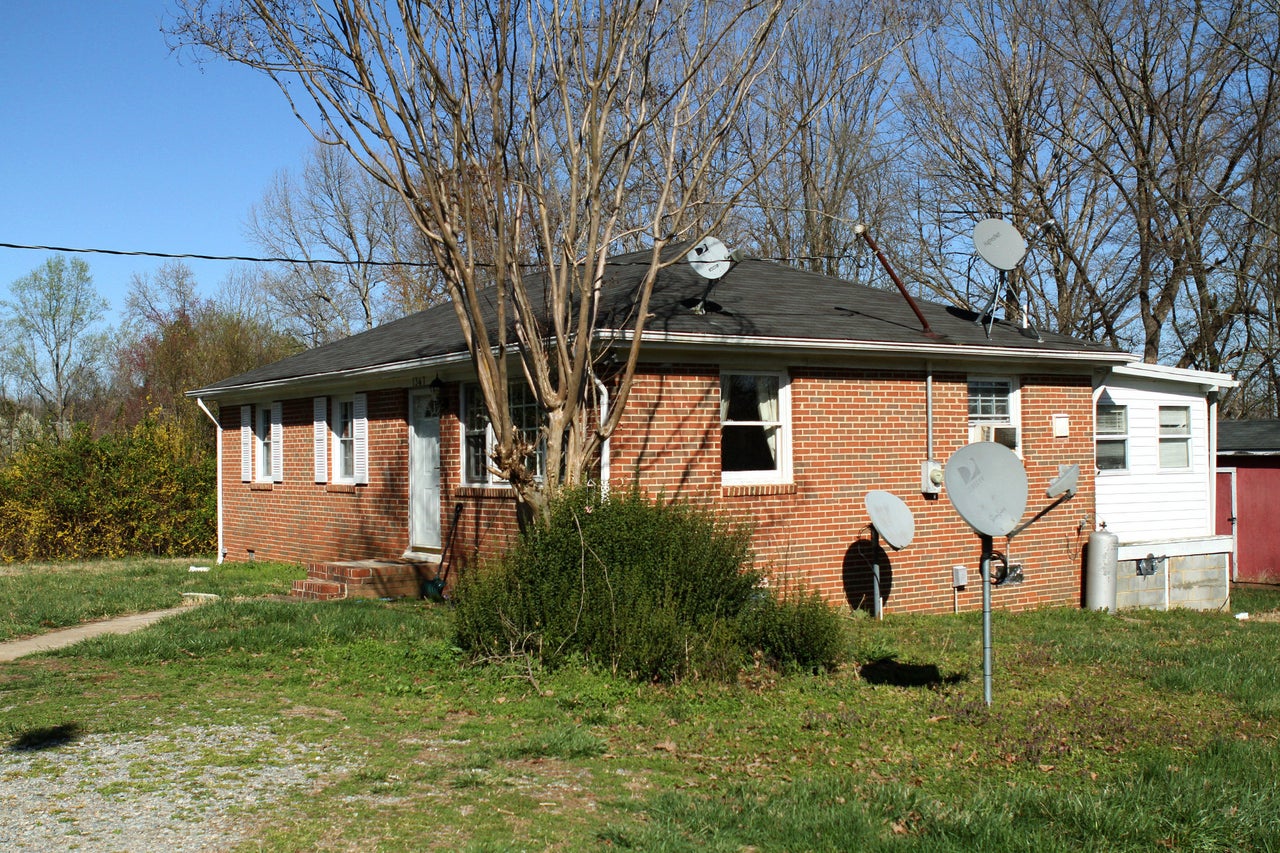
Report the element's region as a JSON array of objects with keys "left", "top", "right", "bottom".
[{"left": 1093, "top": 381, "right": 1213, "bottom": 541}]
